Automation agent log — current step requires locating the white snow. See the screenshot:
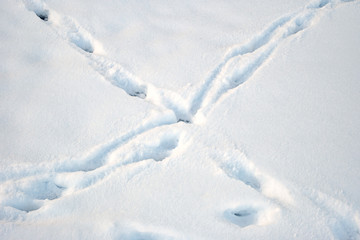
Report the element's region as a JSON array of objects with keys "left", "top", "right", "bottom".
[{"left": 1, "top": 0, "right": 360, "bottom": 239}]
